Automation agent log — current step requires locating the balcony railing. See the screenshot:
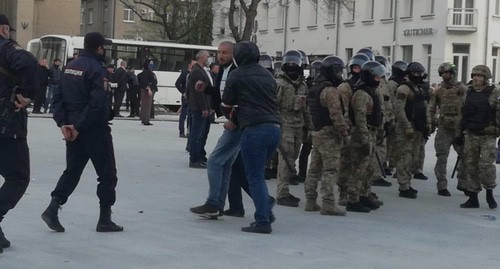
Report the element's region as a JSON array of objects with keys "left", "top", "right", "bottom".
[{"left": 447, "top": 8, "right": 477, "bottom": 32}]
